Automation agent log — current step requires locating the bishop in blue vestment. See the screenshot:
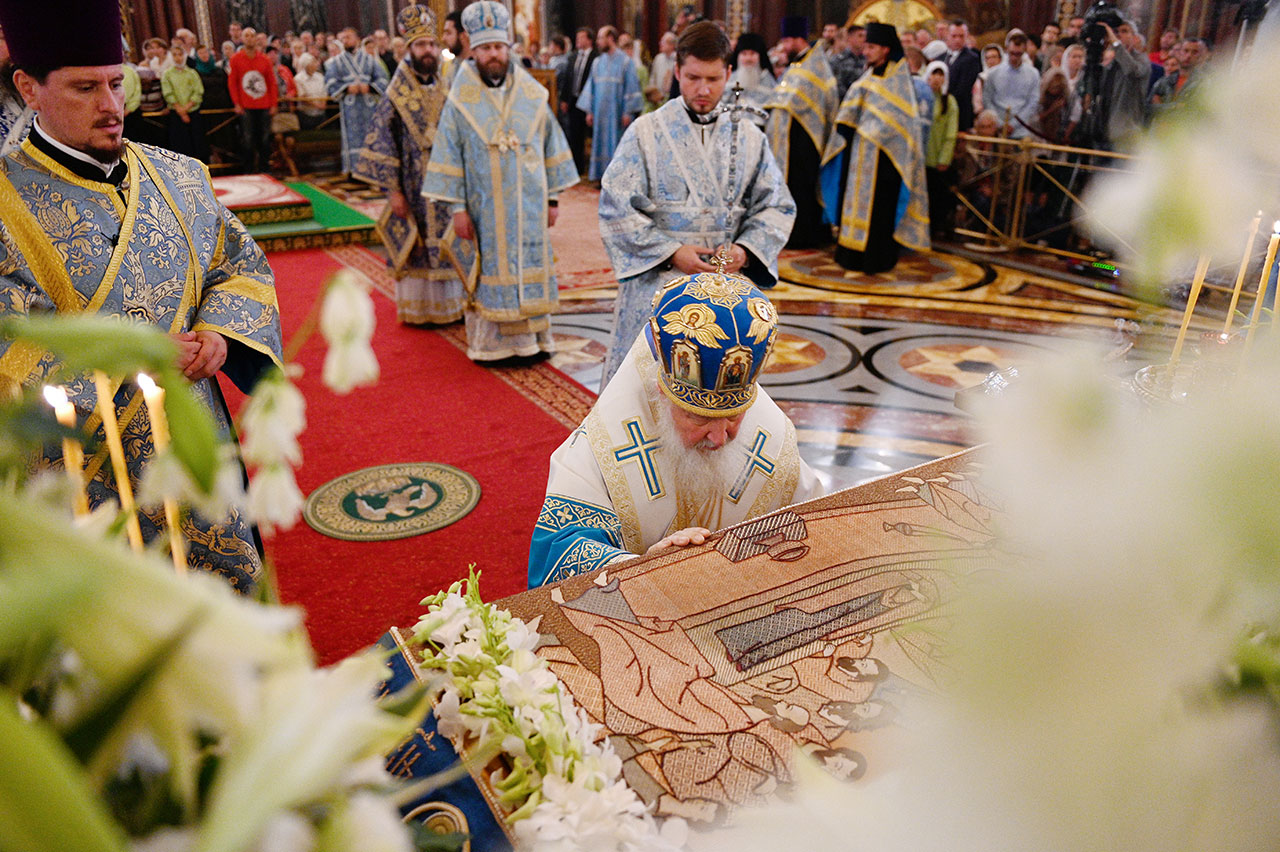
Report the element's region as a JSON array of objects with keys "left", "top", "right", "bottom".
[
  {"left": 354, "top": 6, "right": 463, "bottom": 325},
  {"left": 421, "top": 1, "right": 578, "bottom": 361}
]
